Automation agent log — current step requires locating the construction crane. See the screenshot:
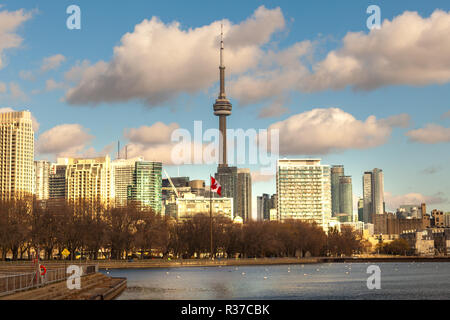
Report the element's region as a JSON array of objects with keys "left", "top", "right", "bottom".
[{"left": 163, "top": 169, "right": 179, "bottom": 199}]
